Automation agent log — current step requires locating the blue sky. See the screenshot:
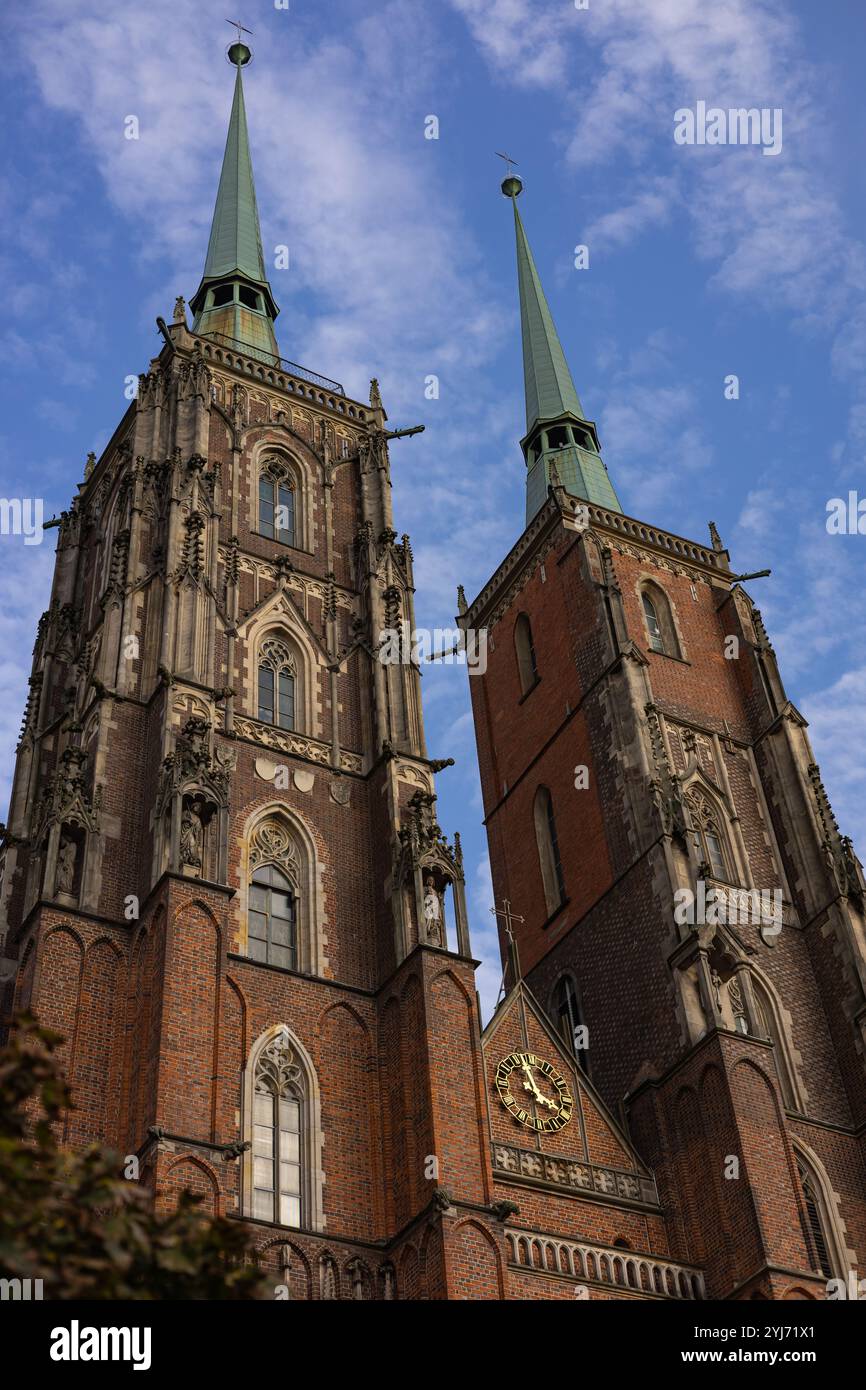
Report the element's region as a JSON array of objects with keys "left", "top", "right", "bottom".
[{"left": 2, "top": 0, "right": 866, "bottom": 1015}]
